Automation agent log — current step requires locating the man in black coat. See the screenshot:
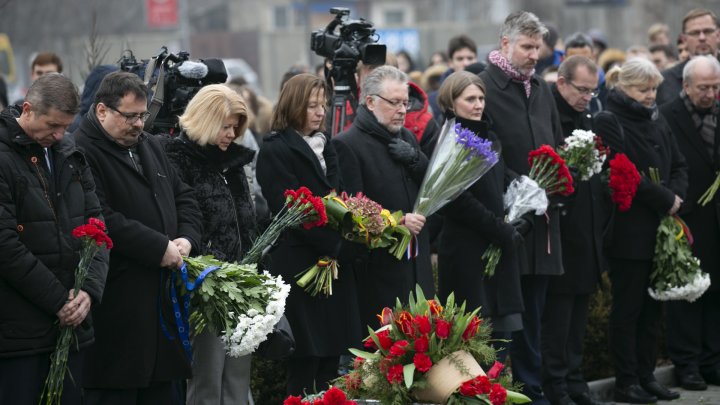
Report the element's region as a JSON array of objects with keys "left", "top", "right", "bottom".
[
  {"left": 333, "top": 65, "right": 434, "bottom": 333},
  {"left": 73, "top": 72, "right": 202, "bottom": 404},
  {"left": 479, "top": 11, "right": 564, "bottom": 405},
  {"left": 661, "top": 55, "right": 720, "bottom": 390},
  {"left": 656, "top": 9, "right": 719, "bottom": 106},
  {"left": 0, "top": 74, "right": 109, "bottom": 403},
  {"left": 541, "top": 56, "right": 608, "bottom": 405}
]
